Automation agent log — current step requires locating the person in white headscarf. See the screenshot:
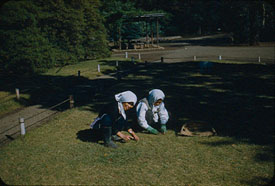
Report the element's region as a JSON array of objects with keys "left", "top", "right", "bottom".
[
  {"left": 90, "top": 91, "right": 139, "bottom": 148},
  {"left": 136, "top": 89, "right": 169, "bottom": 134}
]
